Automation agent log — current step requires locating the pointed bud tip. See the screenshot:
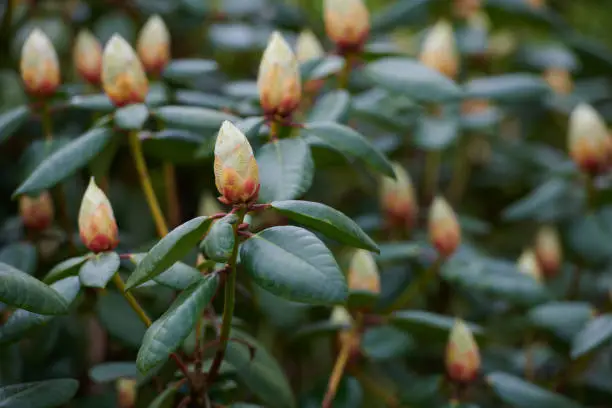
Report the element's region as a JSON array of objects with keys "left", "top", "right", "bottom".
[
  {"left": 79, "top": 177, "right": 119, "bottom": 253},
  {"left": 446, "top": 318, "right": 480, "bottom": 383},
  {"left": 348, "top": 249, "right": 380, "bottom": 295},
  {"left": 429, "top": 196, "right": 461, "bottom": 258}
]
